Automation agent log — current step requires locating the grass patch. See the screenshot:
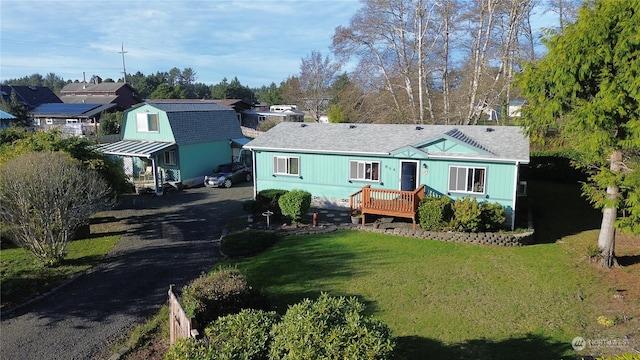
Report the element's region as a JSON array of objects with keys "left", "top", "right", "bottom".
[
  {"left": 113, "top": 306, "right": 170, "bottom": 359},
  {"left": 222, "top": 230, "right": 601, "bottom": 359},
  {"left": 0, "top": 235, "right": 119, "bottom": 310}
]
